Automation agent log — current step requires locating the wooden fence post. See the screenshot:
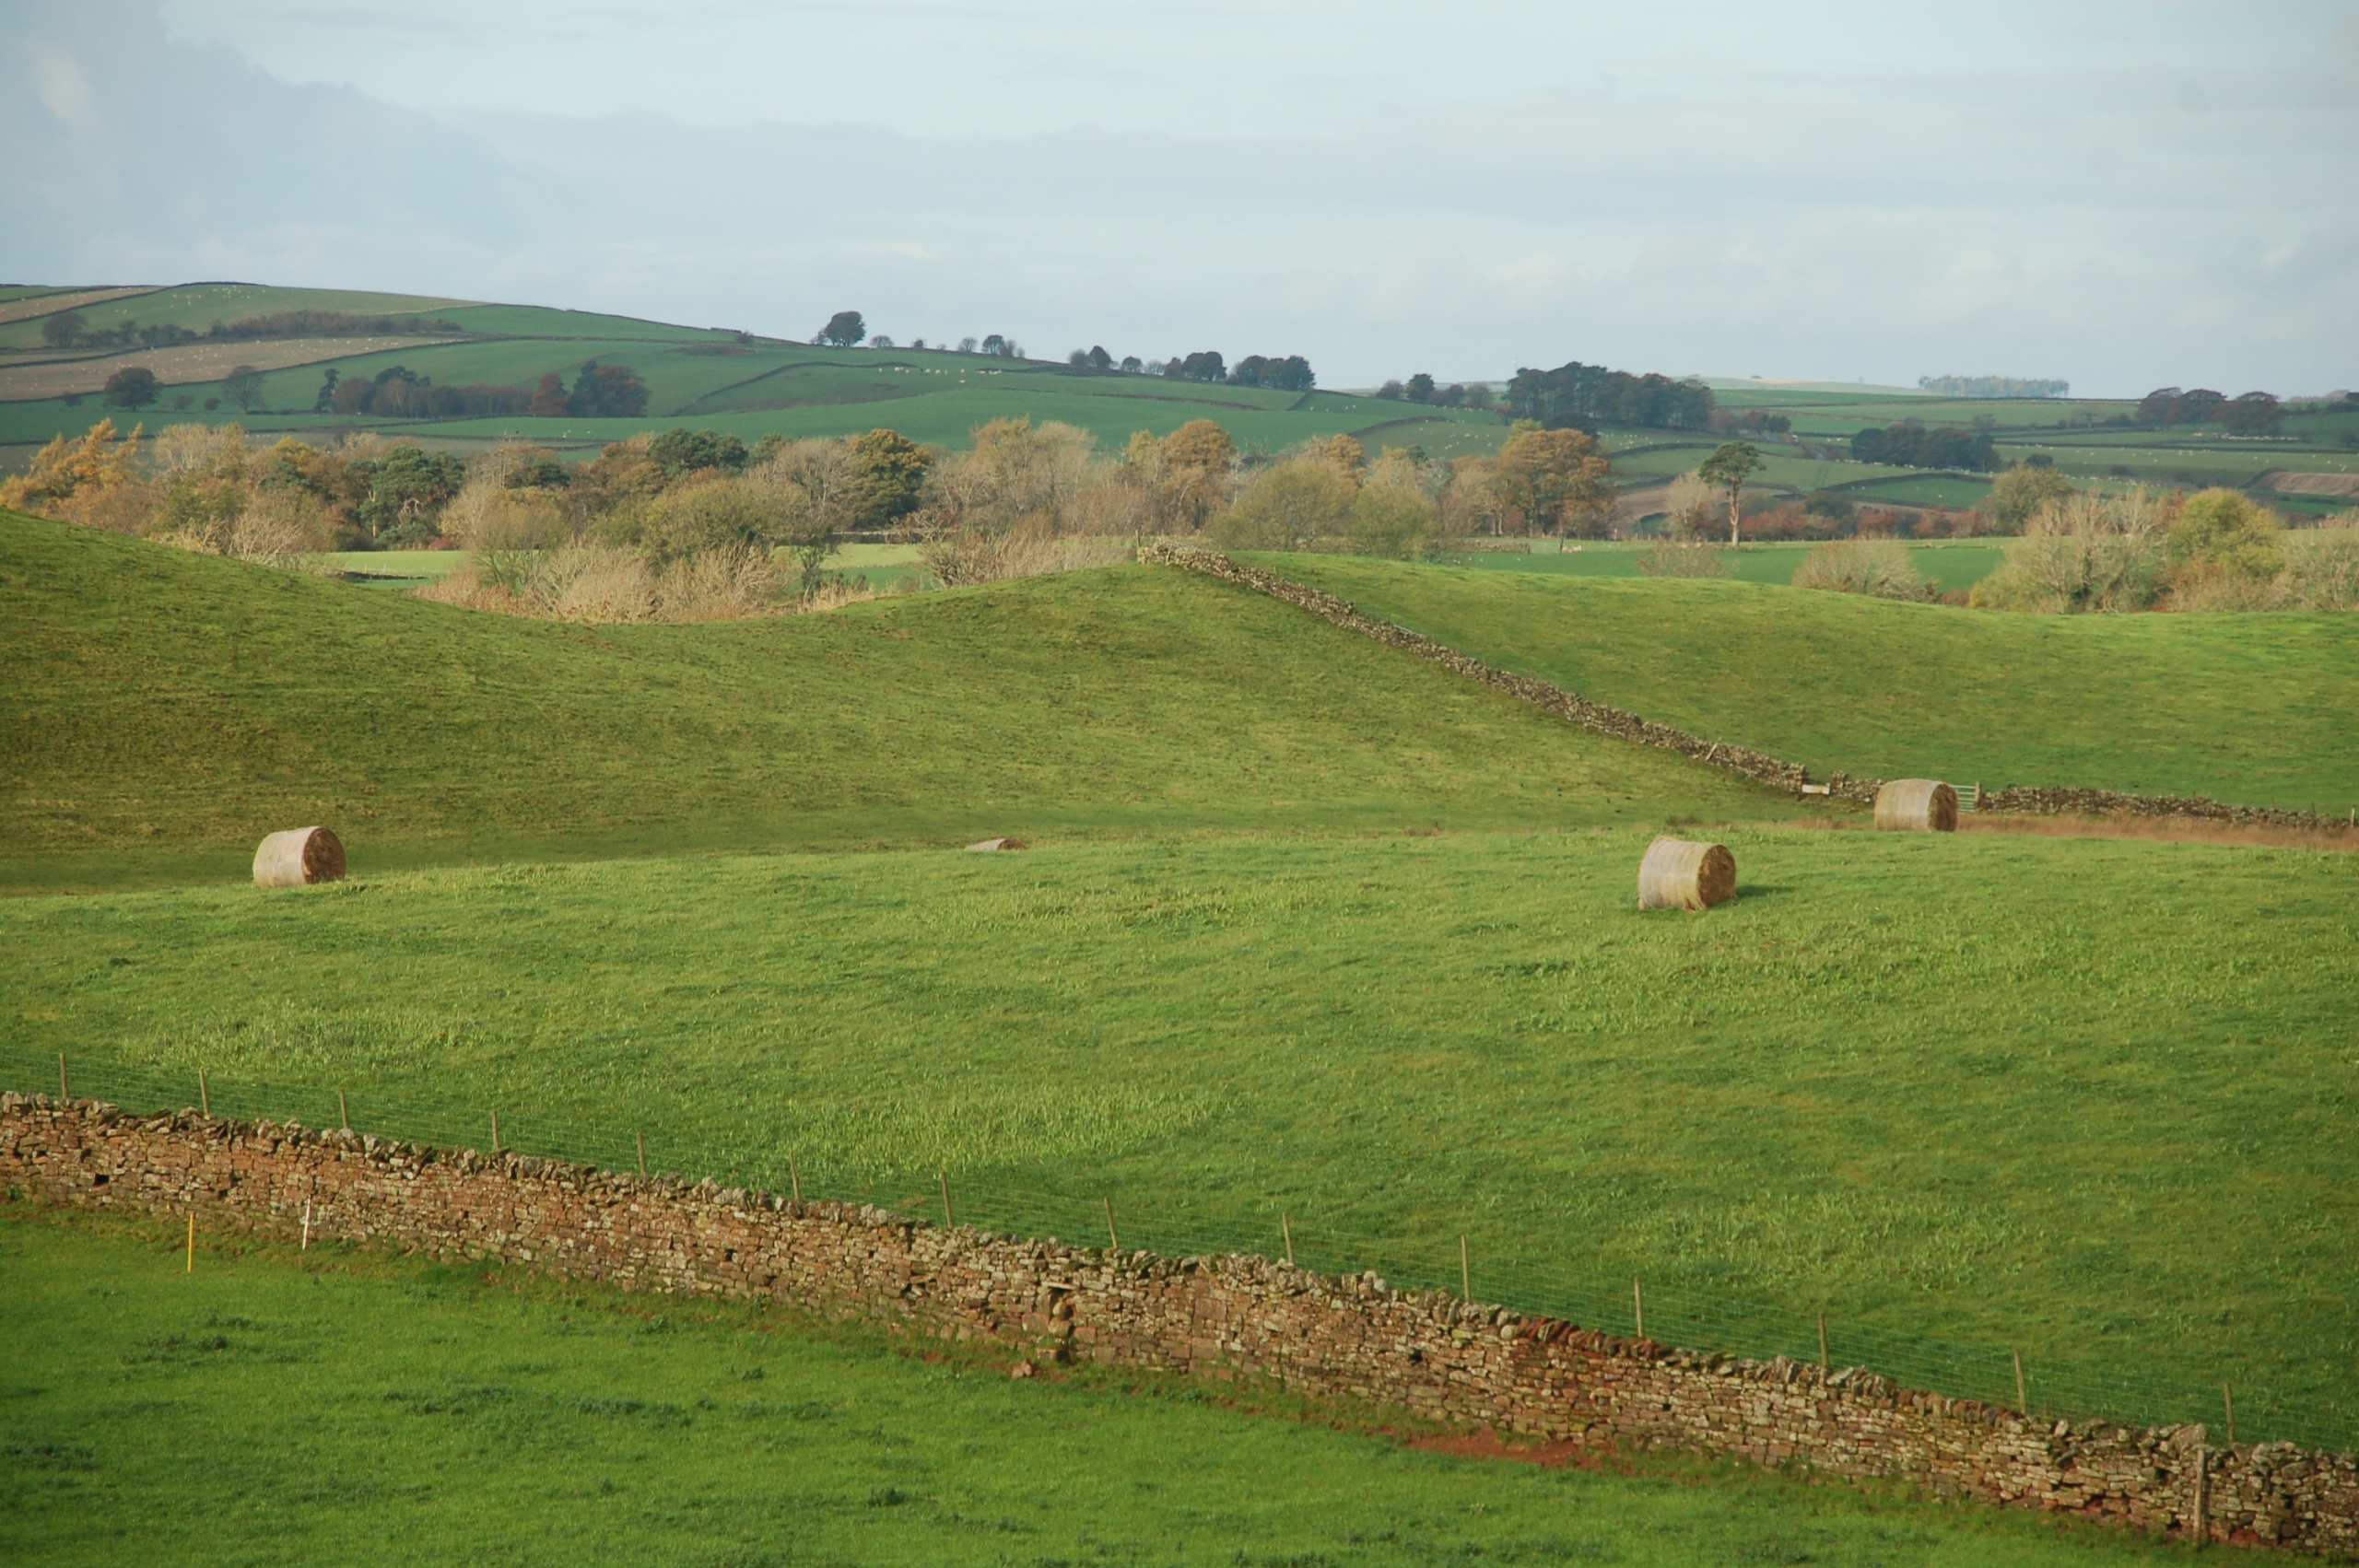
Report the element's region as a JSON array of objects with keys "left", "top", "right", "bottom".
[
  {"left": 939, "top": 1172, "right": 953, "bottom": 1228},
  {"left": 184, "top": 1211, "right": 194, "bottom": 1274},
  {"left": 2223, "top": 1383, "right": 2236, "bottom": 1446},
  {"left": 1103, "top": 1198, "right": 1119, "bottom": 1252},
  {"left": 58, "top": 1053, "right": 68, "bottom": 1102},
  {"left": 338, "top": 1089, "right": 349, "bottom": 1131},
  {"left": 1633, "top": 1277, "right": 1645, "bottom": 1340},
  {"left": 490, "top": 1109, "right": 500, "bottom": 1153},
  {"left": 636, "top": 1129, "right": 648, "bottom": 1178},
  {"left": 198, "top": 1069, "right": 209, "bottom": 1118},
  {"left": 1460, "top": 1235, "right": 1472, "bottom": 1301},
  {"left": 787, "top": 1153, "right": 801, "bottom": 1210},
  {"left": 1817, "top": 1311, "right": 1828, "bottom": 1370},
  {"left": 1281, "top": 1212, "right": 1295, "bottom": 1267},
  {"left": 2013, "top": 1349, "right": 2028, "bottom": 1416}
]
